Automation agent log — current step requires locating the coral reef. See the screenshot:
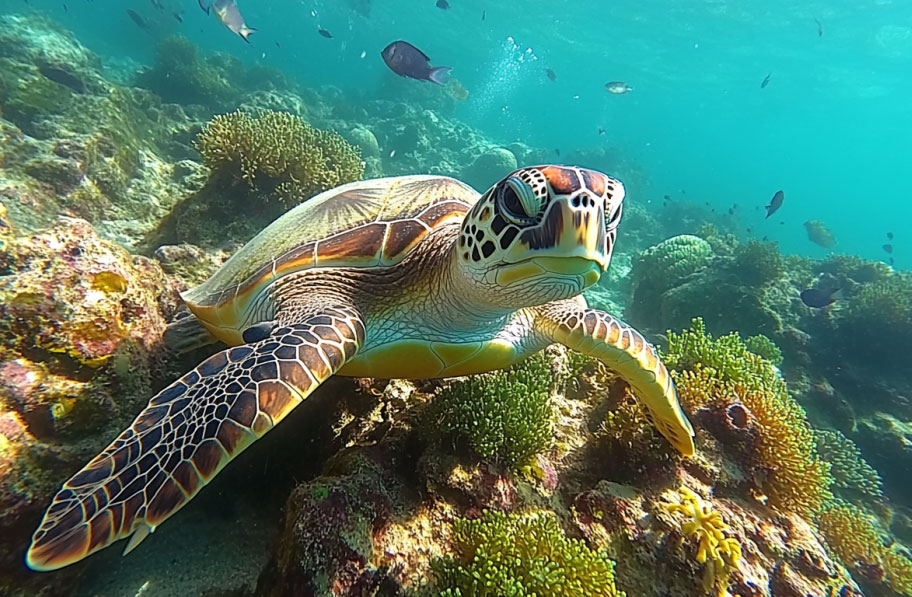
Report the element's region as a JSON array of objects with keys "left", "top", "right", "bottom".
[
  {"left": 194, "top": 109, "right": 363, "bottom": 207},
  {"left": 814, "top": 429, "right": 883, "bottom": 501},
  {"left": 423, "top": 353, "right": 554, "bottom": 469},
  {"left": 433, "top": 509, "right": 625, "bottom": 597},
  {"left": 662, "top": 486, "right": 742, "bottom": 596},
  {"left": 0, "top": 213, "right": 180, "bottom": 594},
  {"left": 742, "top": 334, "right": 783, "bottom": 366},
  {"left": 668, "top": 319, "right": 833, "bottom": 516},
  {"left": 459, "top": 146, "right": 518, "bottom": 191},
  {"left": 819, "top": 505, "right": 912, "bottom": 595}
]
